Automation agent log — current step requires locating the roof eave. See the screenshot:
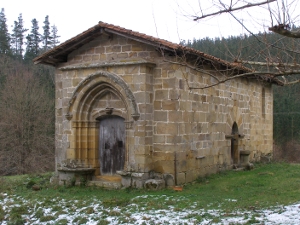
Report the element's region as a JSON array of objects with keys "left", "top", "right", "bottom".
[
  {"left": 33, "top": 22, "right": 281, "bottom": 86},
  {"left": 33, "top": 24, "right": 105, "bottom": 66}
]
